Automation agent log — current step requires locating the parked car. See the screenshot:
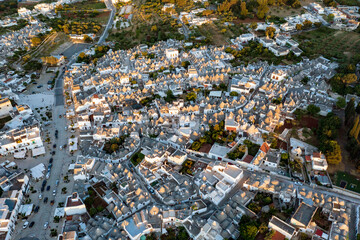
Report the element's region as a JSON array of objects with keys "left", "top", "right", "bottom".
[
  {"left": 23, "top": 221, "right": 29, "bottom": 229},
  {"left": 46, "top": 186, "right": 50, "bottom": 191},
  {"left": 34, "top": 206, "right": 39, "bottom": 213},
  {"left": 49, "top": 158, "right": 53, "bottom": 163},
  {"left": 50, "top": 200, "right": 54, "bottom": 206},
  {"left": 53, "top": 144, "right": 56, "bottom": 148},
  {"left": 38, "top": 194, "right": 42, "bottom": 200},
  {"left": 55, "top": 180, "right": 59, "bottom": 186},
  {"left": 41, "top": 186, "right": 45, "bottom": 192},
  {"left": 53, "top": 190, "right": 56, "bottom": 196},
  {"left": 37, "top": 85, "right": 43, "bottom": 88},
  {"left": 43, "top": 222, "right": 49, "bottom": 229},
  {"left": 29, "top": 222, "right": 35, "bottom": 228}
]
